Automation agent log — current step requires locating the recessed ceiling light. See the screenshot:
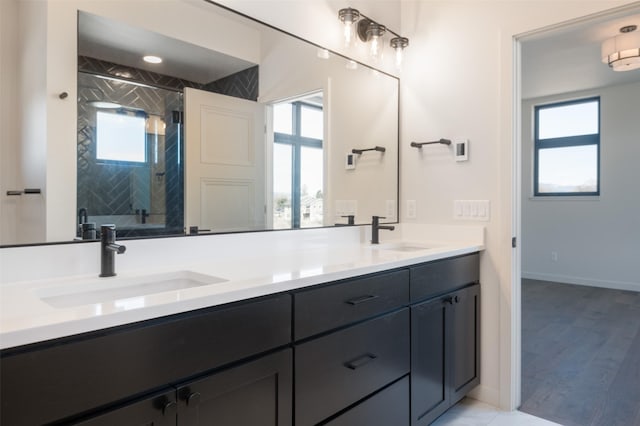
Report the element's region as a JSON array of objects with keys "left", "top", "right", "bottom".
[{"left": 143, "top": 55, "right": 162, "bottom": 64}]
